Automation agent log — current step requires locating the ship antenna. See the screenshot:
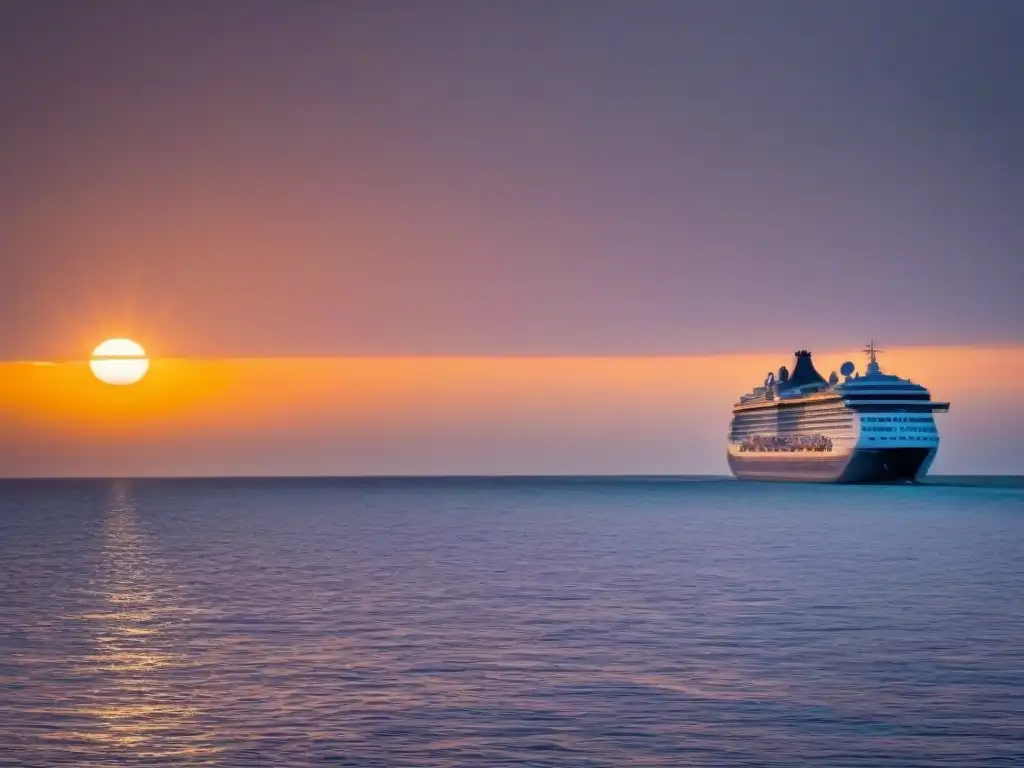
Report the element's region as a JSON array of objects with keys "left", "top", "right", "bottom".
[{"left": 863, "top": 339, "right": 883, "bottom": 374}]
